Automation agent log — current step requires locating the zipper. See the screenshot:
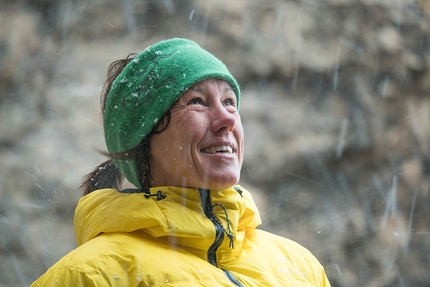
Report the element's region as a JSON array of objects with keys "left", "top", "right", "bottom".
[{"left": 198, "top": 189, "right": 244, "bottom": 287}]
